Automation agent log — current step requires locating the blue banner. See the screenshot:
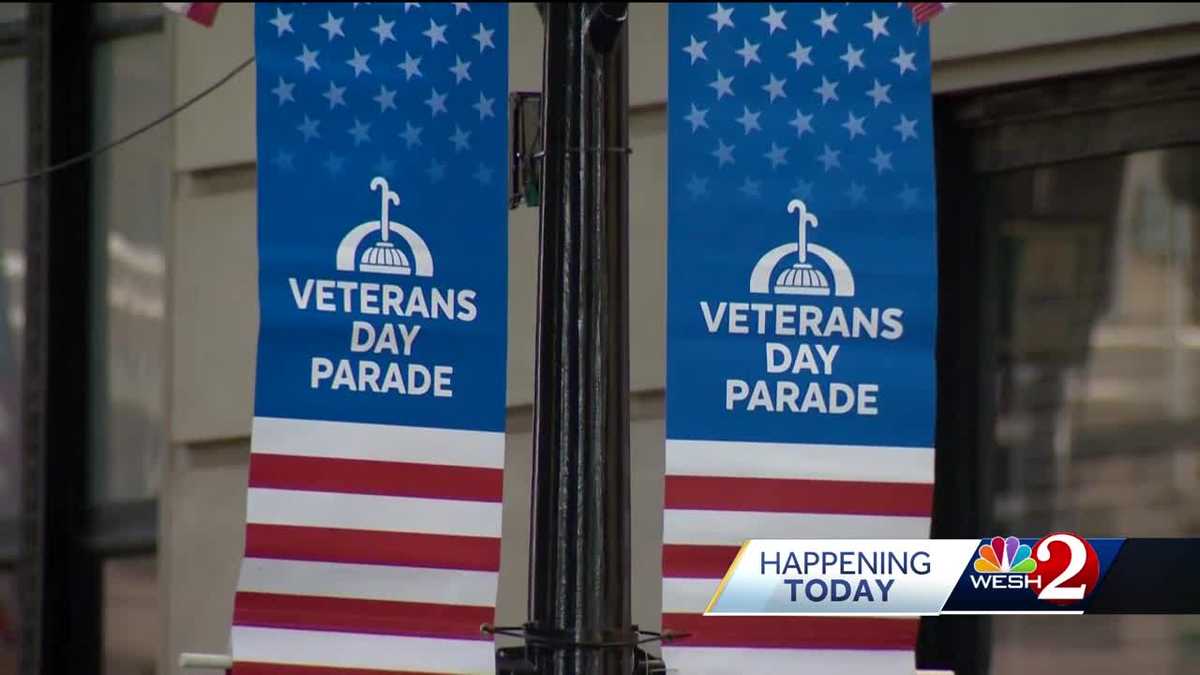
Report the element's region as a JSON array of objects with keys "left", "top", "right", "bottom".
[
  {"left": 663, "top": 3, "right": 937, "bottom": 667},
  {"left": 667, "top": 2, "right": 936, "bottom": 447},
  {"left": 254, "top": 2, "right": 508, "bottom": 432},
  {"left": 237, "top": 4, "right": 508, "bottom": 673}
]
